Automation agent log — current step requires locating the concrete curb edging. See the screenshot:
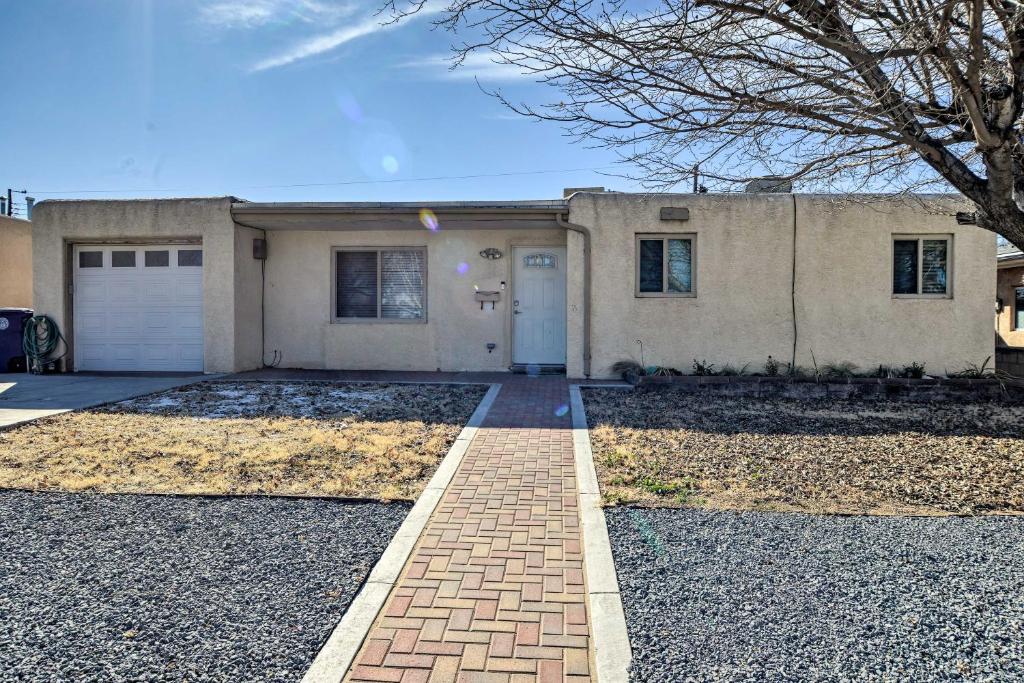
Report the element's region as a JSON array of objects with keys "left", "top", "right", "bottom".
[
  {"left": 301, "top": 383, "right": 503, "bottom": 683},
  {"left": 569, "top": 385, "right": 632, "bottom": 682}
]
